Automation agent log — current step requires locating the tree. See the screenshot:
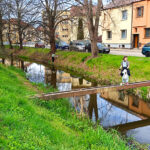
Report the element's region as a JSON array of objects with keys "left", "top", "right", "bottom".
[
  {"left": 11, "top": 0, "right": 38, "bottom": 49},
  {"left": 77, "top": 18, "right": 84, "bottom": 40},
  {"left": 75, "top": 0, "right": 102, "bottom": 57},
  {"left": 0, "top": 0, "right": 6, "bottom": 48},
  {"left": 5, "top": 0, "right": 13, "bottom": 49},
  {"left": 38, "top": 0, "right": 73, "bottom": 54}
]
